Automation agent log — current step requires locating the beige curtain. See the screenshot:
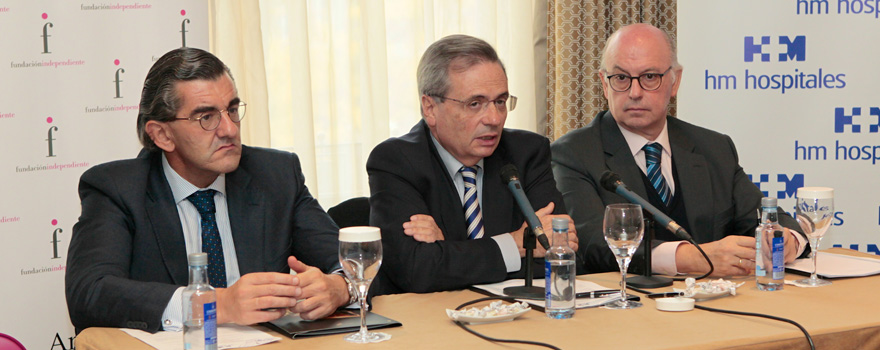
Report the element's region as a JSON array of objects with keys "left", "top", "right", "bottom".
[
  {"left": 546, "top": 0, "right": 676, "bottom": 140},
  {"left": 209, "top": 0, "right": 543, "bottom": 207}
]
